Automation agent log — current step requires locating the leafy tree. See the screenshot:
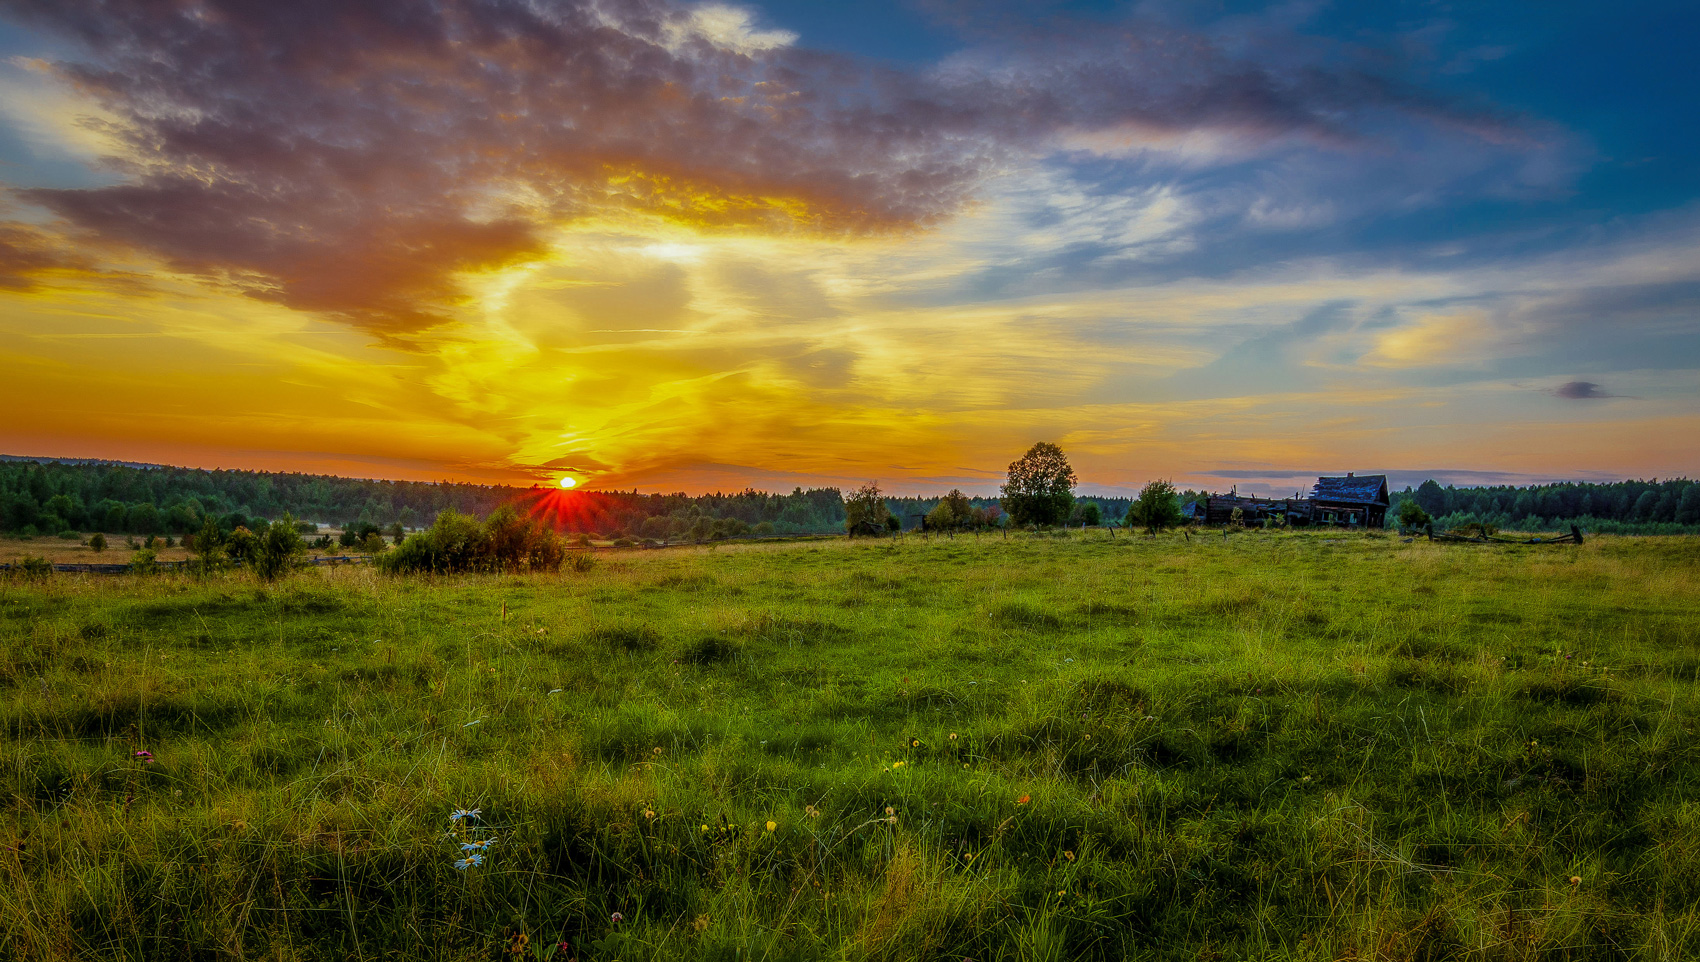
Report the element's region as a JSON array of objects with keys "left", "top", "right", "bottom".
[
  {"left": 1127, "top": 480, "right": 1184, "bottom": 532},
  {"left": 926, "top": 489, "right": 973, "bottom": 531},
  {"left": 1413, "top": 479, "right": 1447, "bottom": 518},
  {"left": 1000, "top": 442, "right": 1077, "bottom": 527},
  {"left": 1397, "top": 499, "right": 1432, "bottom": 529},
  {"left": 253, "top": 515, "right": 307, "bottom": 581},
  {"left": 1072, "top": 501, "right": 1103, "bottom": 526},
  {"left": 87, "top": 532, "right": 107, "bottom": 553},
  {"left": 190, "top": 518, "right": 227, "bottom": 575},
  {"left": 844, "top": 482, "right": 892, "bottom": 536}
]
